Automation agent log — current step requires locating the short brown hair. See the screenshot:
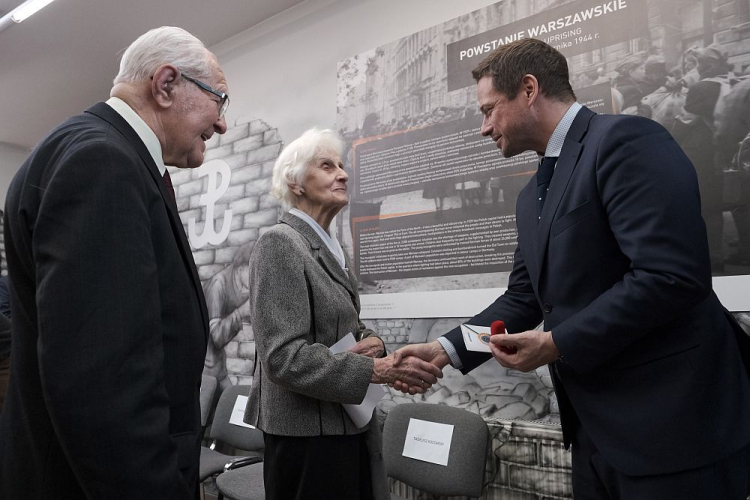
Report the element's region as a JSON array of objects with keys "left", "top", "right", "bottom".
[{"left": 472, "top": 38, "right": 576, "bottom": 102}]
